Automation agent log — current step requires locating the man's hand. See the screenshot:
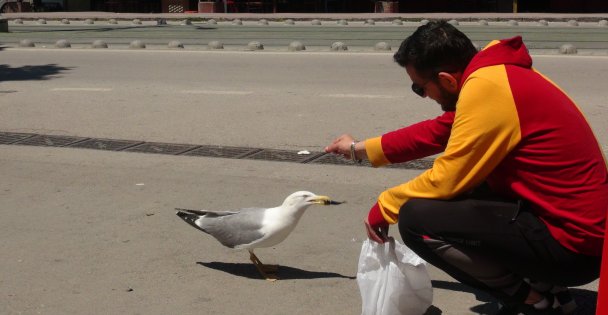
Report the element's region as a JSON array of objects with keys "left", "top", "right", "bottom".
[
  {"left": 325, "top": 134, "right": 356, "bottom": 160},
  {"left": 364, "top": 217, "right": 389, "bottom": 243}
]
